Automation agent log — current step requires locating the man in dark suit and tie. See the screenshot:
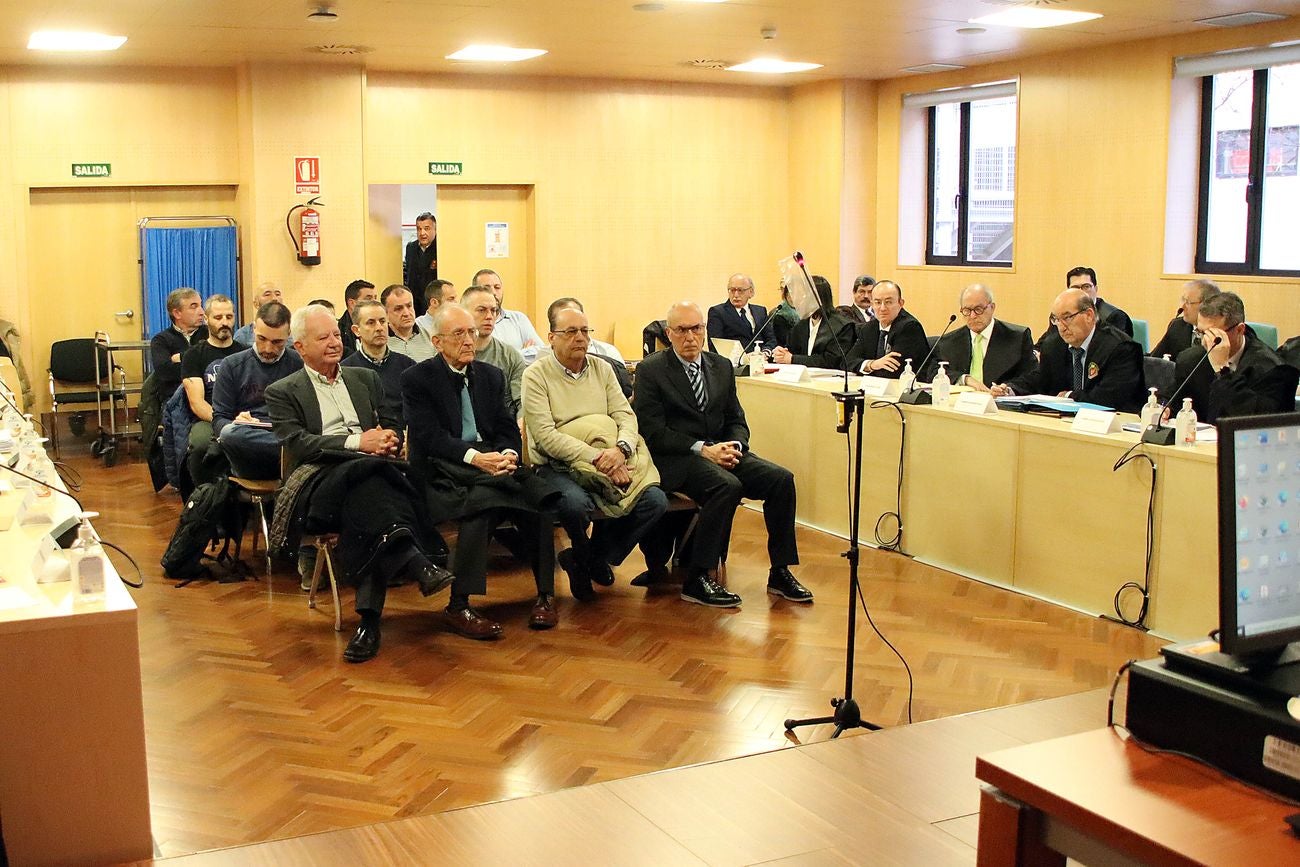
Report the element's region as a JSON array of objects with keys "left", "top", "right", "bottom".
[
  {"left": 634, "top": 301, "right": 811, "bottom": 607},
  {"left": 923, "top": 284, "right": 1035, "bottom": 388},
  {"left": 845, "top": 274, "right": 875, "bottom": 325},
  {"left": 707, "top": 273, "right": 771, "bottom": 348},
  {"left": 1035, "top": 266, "right": 1134, "bottom": 348},
  {"left": 402, "top": 305, "right": 560, "bottom": 639},
  {"left": 1171, "top": 291, "right": 1298, "bottom": 423},
  {"left": 844, "top": 280, "right": 929, "bottom": 377},
  {"left": 1151, "top": 279, "right": 1219, "bottom": 359},
  {"left": 996, "top": 289, "right": 1146, "bottom": 413},
  {"left": 772, "top": 275, "right": 856, "bottom": 370},
  {"left": 266, "top": 305, "right": 455, "bottom": 664}
]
